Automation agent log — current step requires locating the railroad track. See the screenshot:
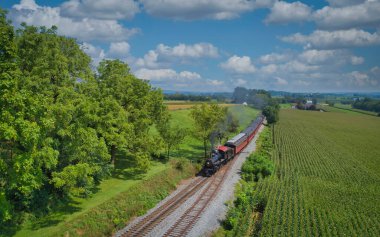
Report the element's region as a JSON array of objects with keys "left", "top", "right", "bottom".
[
  {"left": 162, "top": 159, "right": 233, "bottom": 237},
  {"left": 117, "top": 176, "right": 209, "bottom": 237},
  {"left": 116, "top": 153, "right": 240, "bottom": 237}
]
